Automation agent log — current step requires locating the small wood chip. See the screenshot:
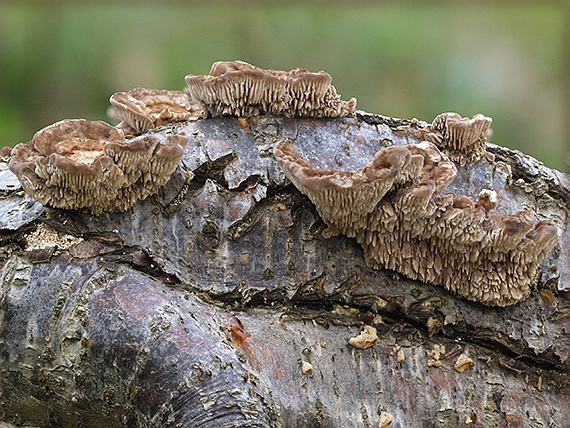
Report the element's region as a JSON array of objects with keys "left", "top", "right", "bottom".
[
  {"left": 455, "top": 353, "right": 474, "bottom": 372},
  {"left": 301, "top": 361, "right": 313, "bottom": 375},
  {"left": 379, "top": 411, "right": 394, "bottom": 427}
]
